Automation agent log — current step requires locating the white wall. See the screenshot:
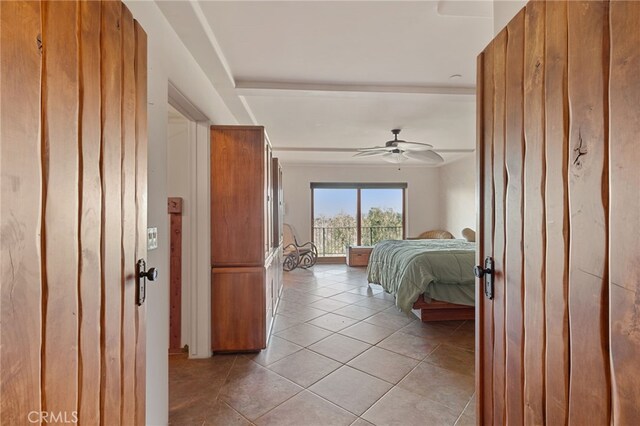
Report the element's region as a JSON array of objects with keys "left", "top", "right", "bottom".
[
  {"left": 438, "top": 155, "right": 476, "bottom": 239},
  {"left": 281, "top": 164, "right": 441, "bottom": 243},
  {"left": 167, "top": 113, "right": 193, "bottom": 348},
  {"left": 123, "top": 2, "right": 238, "bottom": 425},
  {"left": 493, "top": 0, "right": 528, "bottom": 34}
]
